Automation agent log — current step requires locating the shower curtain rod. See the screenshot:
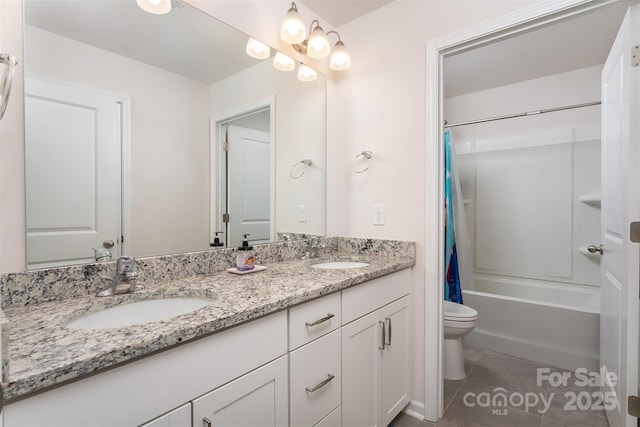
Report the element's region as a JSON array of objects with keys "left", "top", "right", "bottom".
[{"left": 444, "top": 101, "right": 601, "bottom": 128}]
